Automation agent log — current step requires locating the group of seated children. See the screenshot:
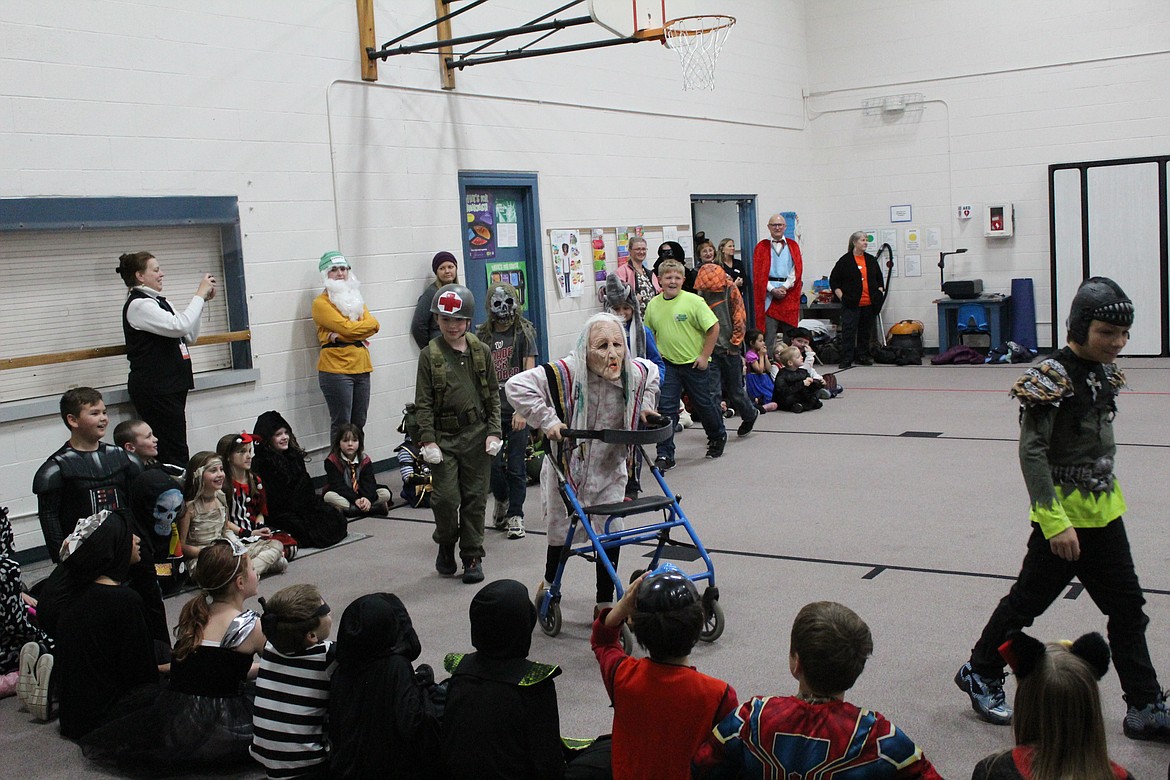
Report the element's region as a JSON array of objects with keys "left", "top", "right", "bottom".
[
  {"left": 744, "top": 327, "right": 843, "bottom": 415},
  {"left": 32, "top": 387, "right": 404, "bottom": 604},
  {"left": 6, "top": 534, "right": 1138, "bottom": 779}
]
